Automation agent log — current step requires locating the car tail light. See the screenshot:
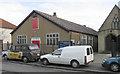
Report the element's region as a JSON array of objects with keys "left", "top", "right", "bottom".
[{"left": 85, "top": 56, "right": 87, "bottom": 64}]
